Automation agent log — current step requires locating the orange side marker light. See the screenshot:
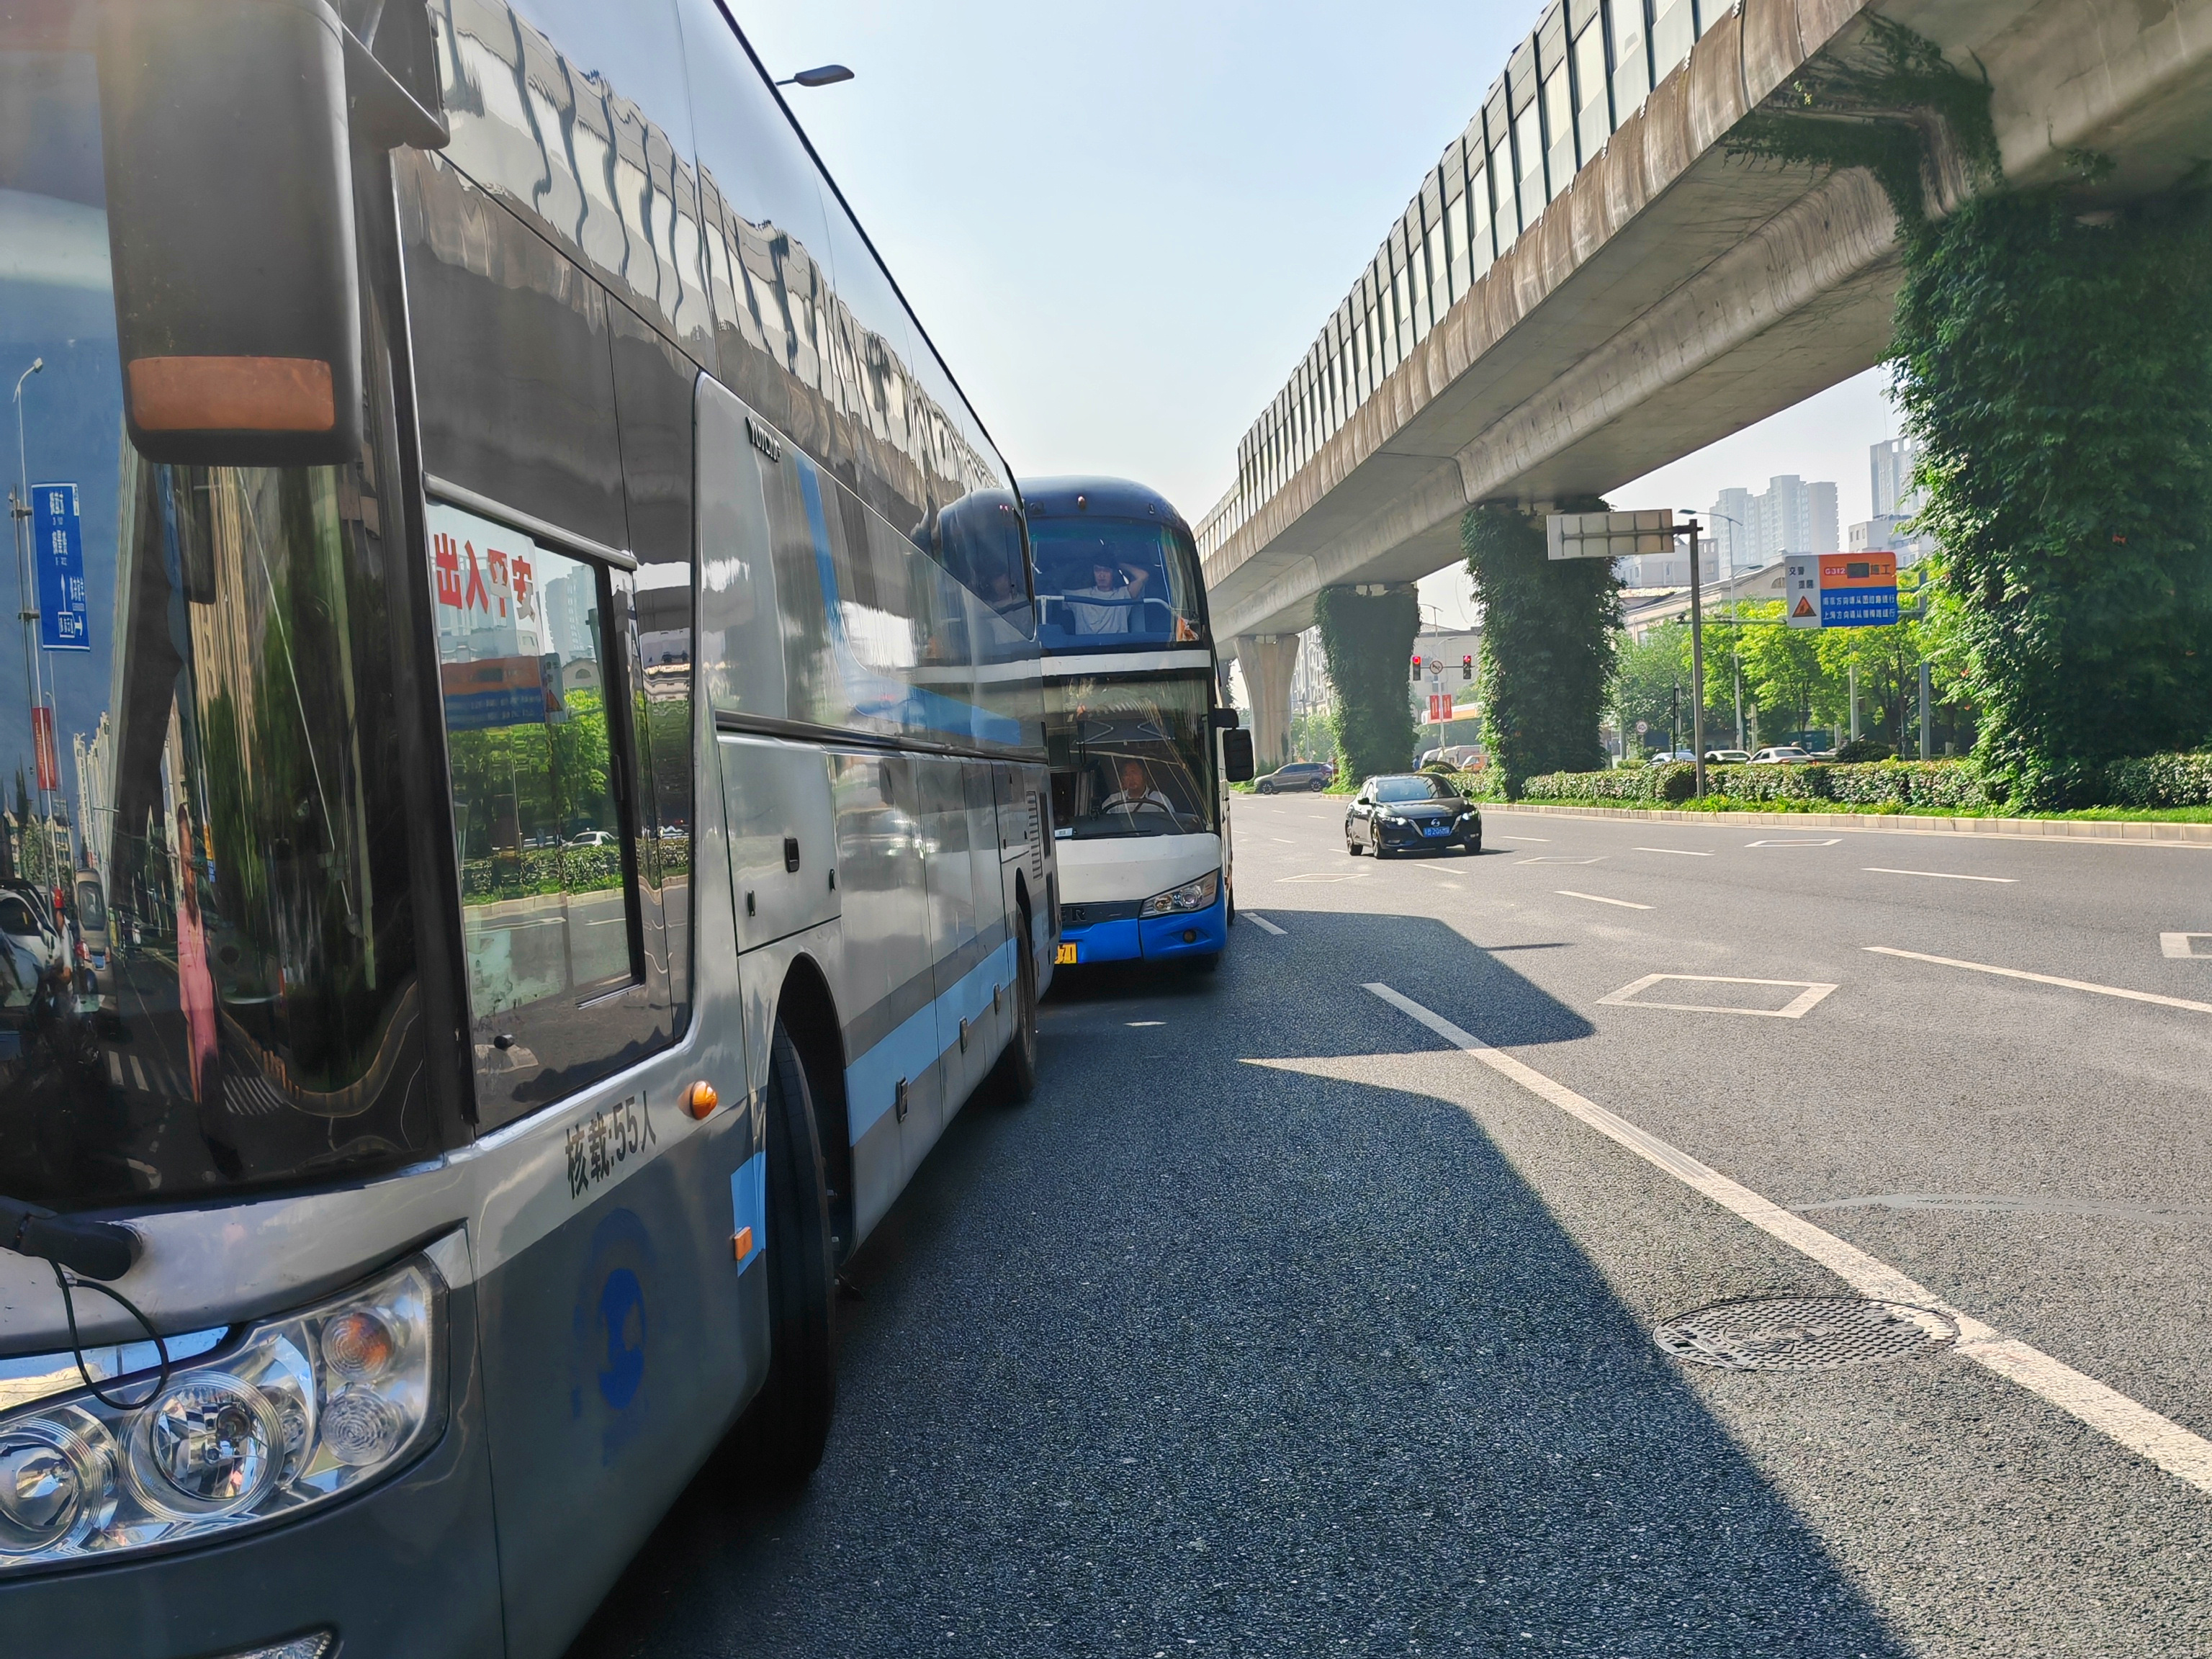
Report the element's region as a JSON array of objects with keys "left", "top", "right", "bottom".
[
  {"left": 732, "top": 1226, "right": 754, "bottom": 1262},
  {"left": 684, "top": 1080, "right": 719, "bottom": 1119}
]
